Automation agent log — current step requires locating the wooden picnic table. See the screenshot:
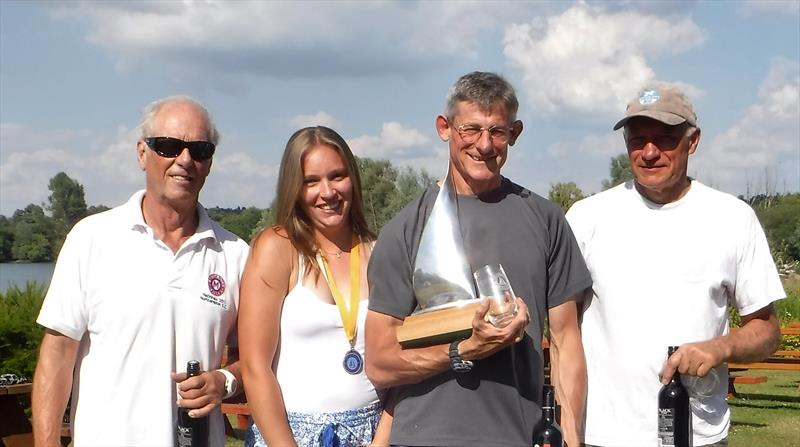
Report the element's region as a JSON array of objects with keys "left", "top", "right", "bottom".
[{"left": 0, "top": 383, "right": 33, "bottom": 447}]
